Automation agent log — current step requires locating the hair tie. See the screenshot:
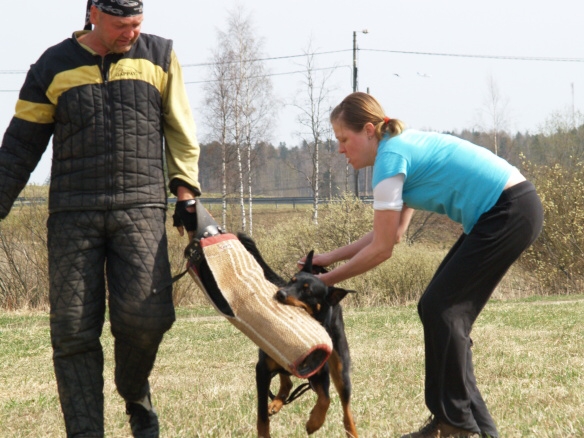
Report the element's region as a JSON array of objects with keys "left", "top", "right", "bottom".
[{"left": 383, "top": 116, "right": 391, "bottom": 124}]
